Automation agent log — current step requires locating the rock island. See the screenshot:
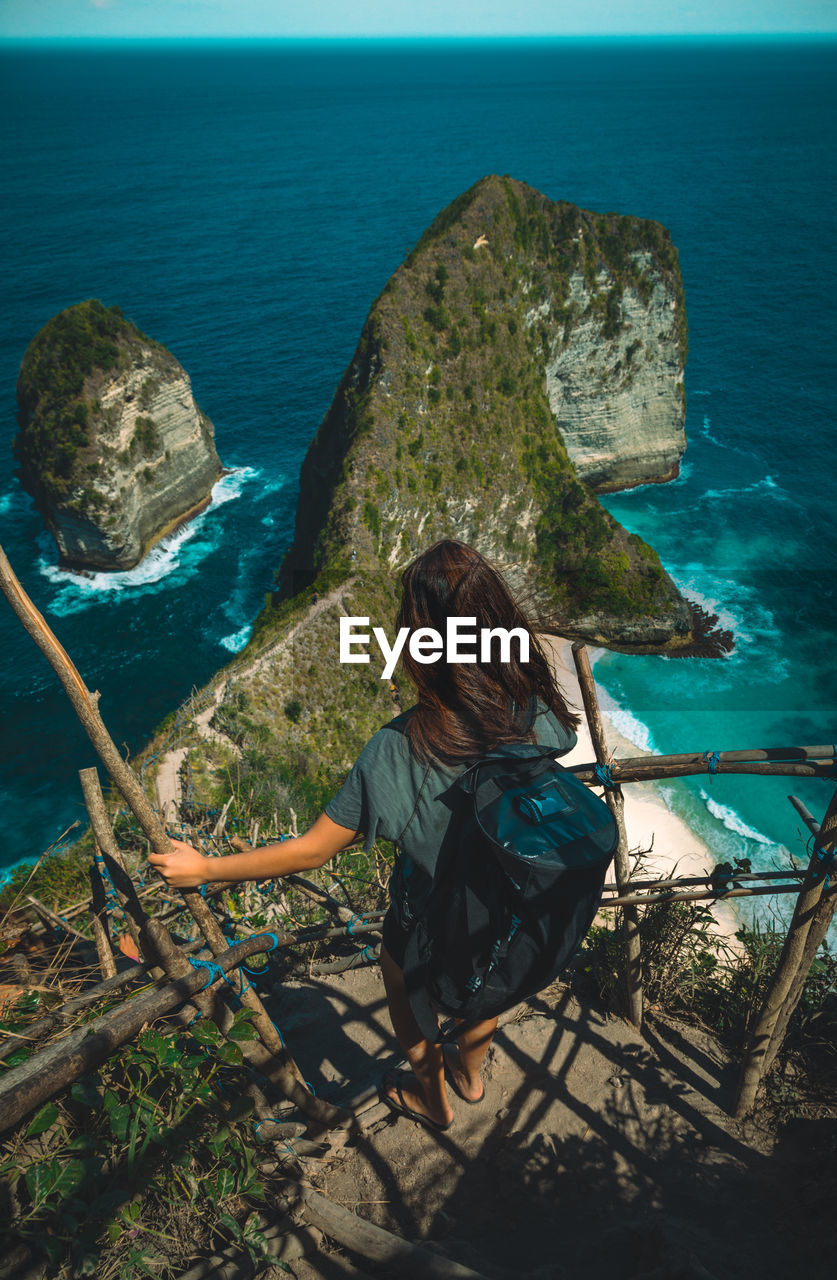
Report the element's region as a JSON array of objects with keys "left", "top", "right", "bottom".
[{"left": 14, "top": 300, "right": 222, "bottom": 572}]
